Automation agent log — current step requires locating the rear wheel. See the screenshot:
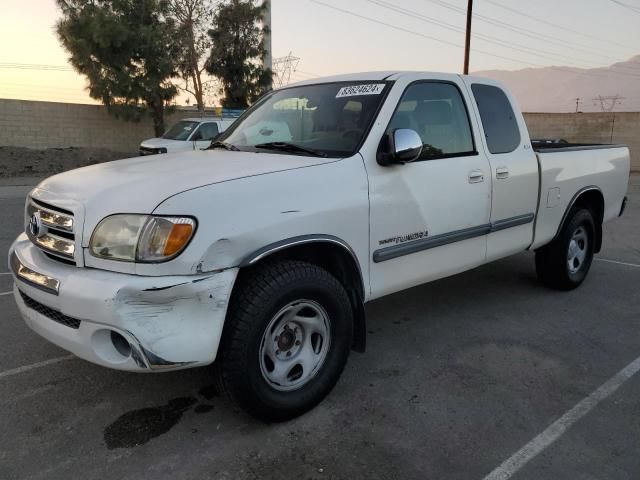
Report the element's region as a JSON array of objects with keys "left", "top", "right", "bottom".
[
  {"left": 217, "top": 260, "right": 353, "bottom": 422},
  {"left": 535, "top": 208, "right": 595, "bottom": 290}
]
